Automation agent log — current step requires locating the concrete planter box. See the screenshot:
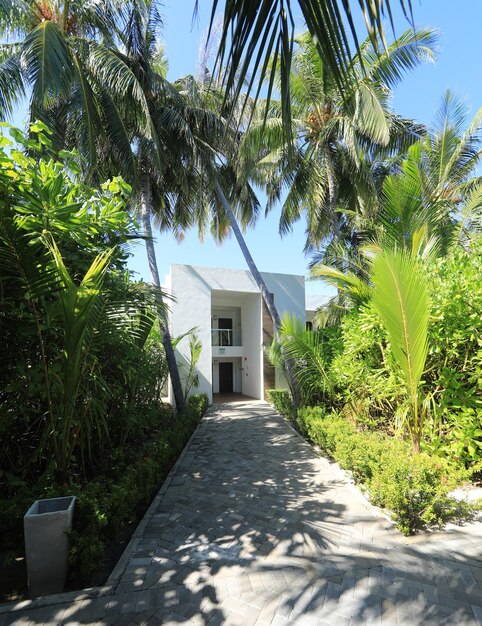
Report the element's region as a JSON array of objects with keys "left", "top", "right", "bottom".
[{"left": 24, "top": 496, "right": 76, "bottom": 598}]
